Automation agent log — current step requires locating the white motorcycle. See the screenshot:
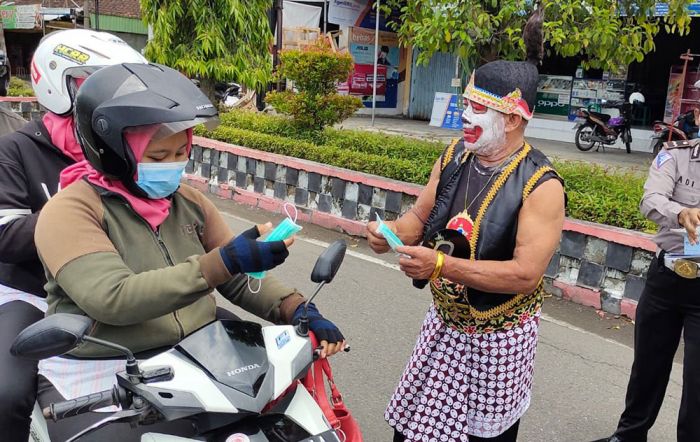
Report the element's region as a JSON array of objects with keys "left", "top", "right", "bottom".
[{"left": 13, "top": 241, "right": 349, "bottom": 442}]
